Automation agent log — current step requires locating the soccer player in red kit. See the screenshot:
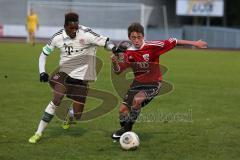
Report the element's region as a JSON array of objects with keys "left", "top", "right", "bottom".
[{"left": 111, "top": 22, "right": 208, "bottom": 140}]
